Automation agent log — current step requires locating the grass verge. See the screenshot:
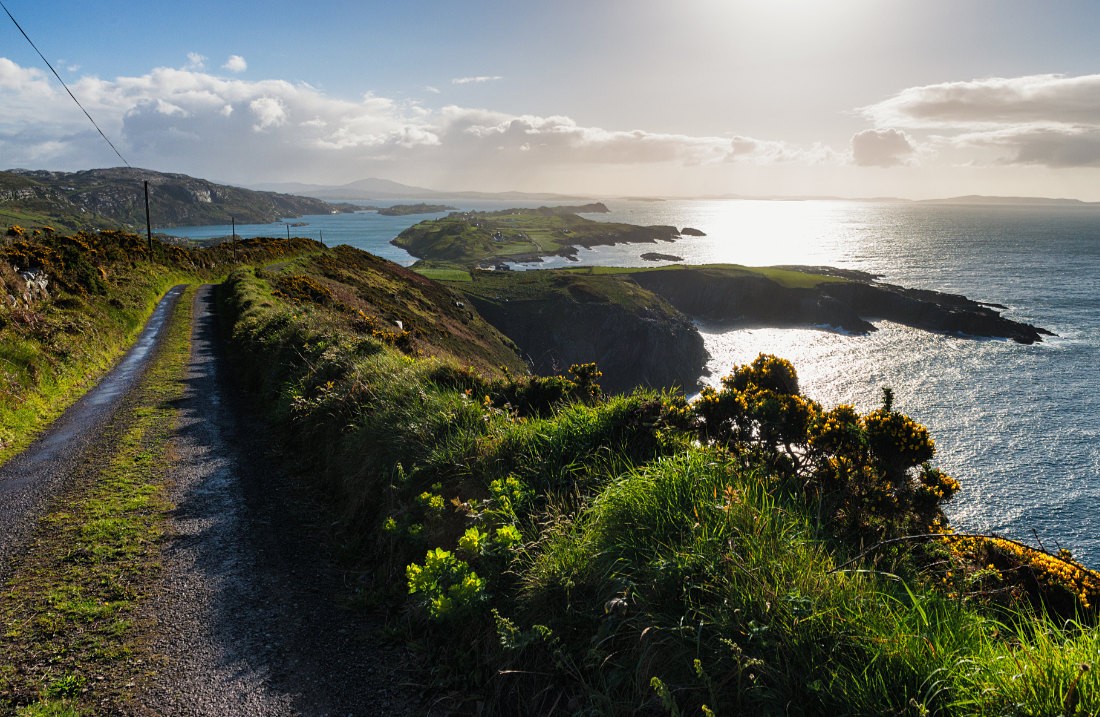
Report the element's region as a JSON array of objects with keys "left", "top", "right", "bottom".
[
  {"left": 0, "top": 285, "right": 194, "bottom": 716},
  {"left": 219, "top": 264, "right": 1100, "bottom": 715}
]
